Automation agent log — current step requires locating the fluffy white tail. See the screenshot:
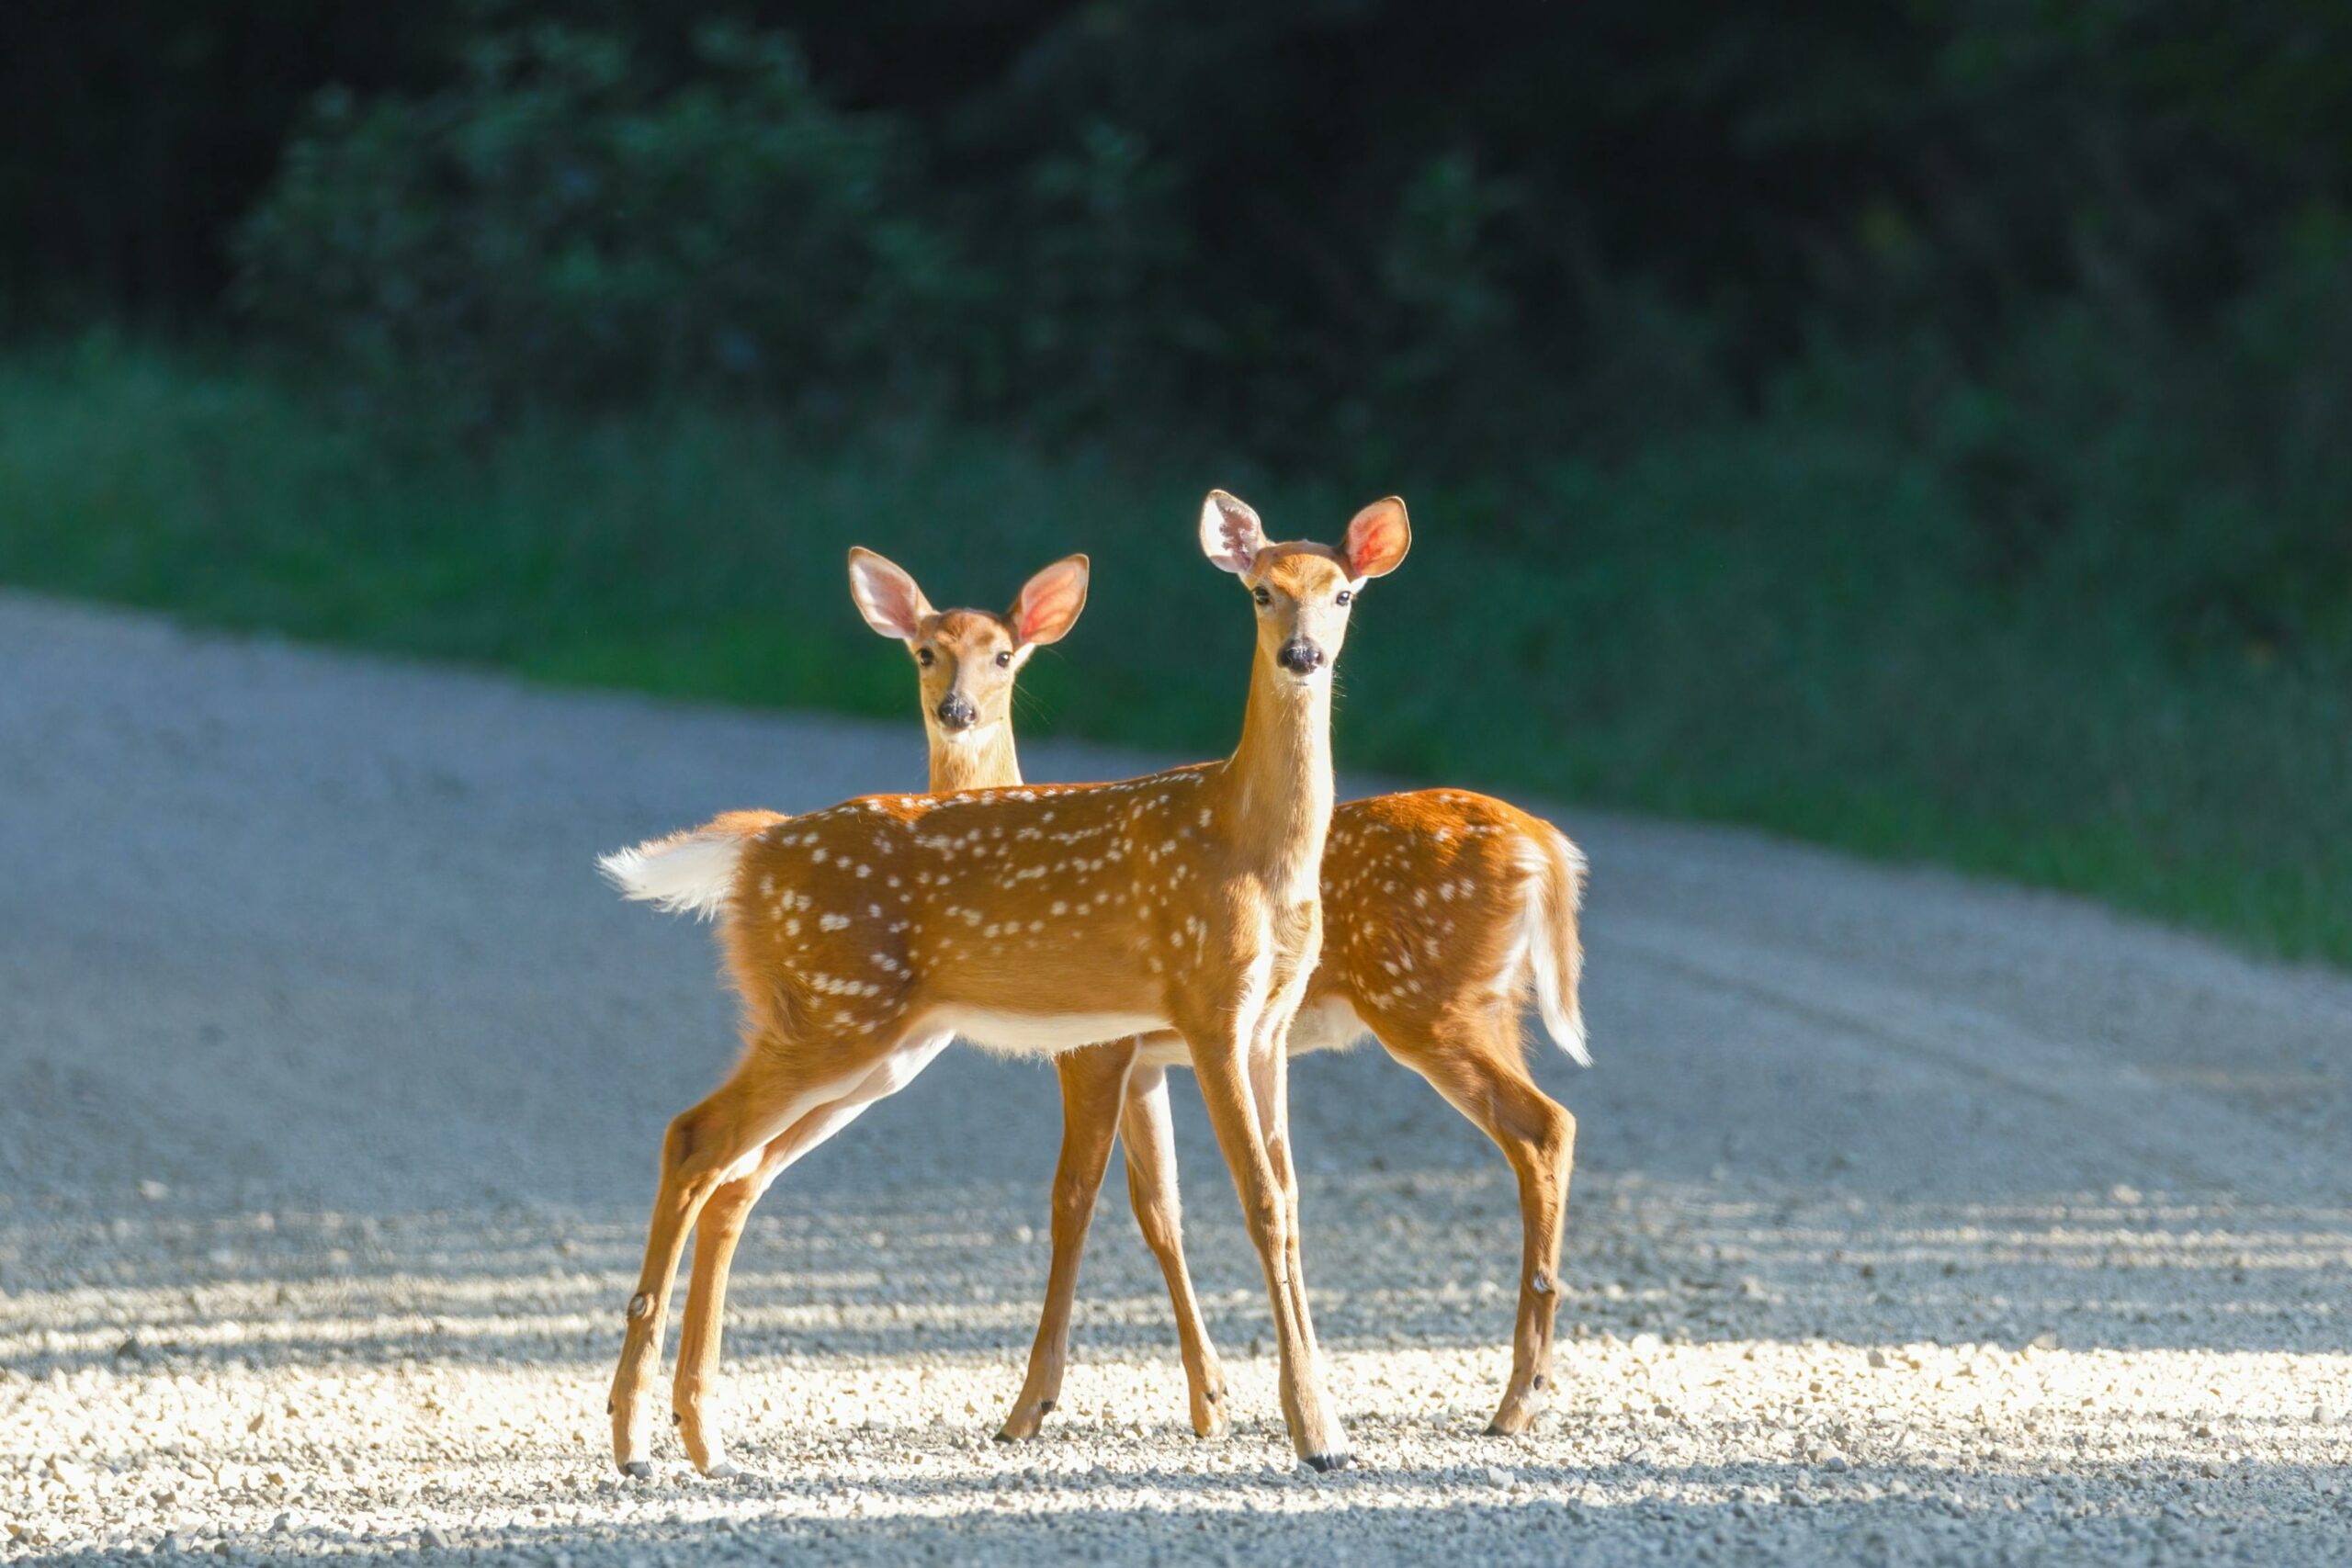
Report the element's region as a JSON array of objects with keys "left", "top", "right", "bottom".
[
  {"left": 597, "top": 810, "right": 786, "bottom": 921},
  {"left": 1520, "top": 826, "right": 1590, "bottom": 1065}
]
